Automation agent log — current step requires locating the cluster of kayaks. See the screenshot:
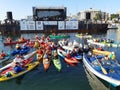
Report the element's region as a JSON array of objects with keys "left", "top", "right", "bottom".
[{"left": 1, "top": 34, "right": 120, "bottom": 88}]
